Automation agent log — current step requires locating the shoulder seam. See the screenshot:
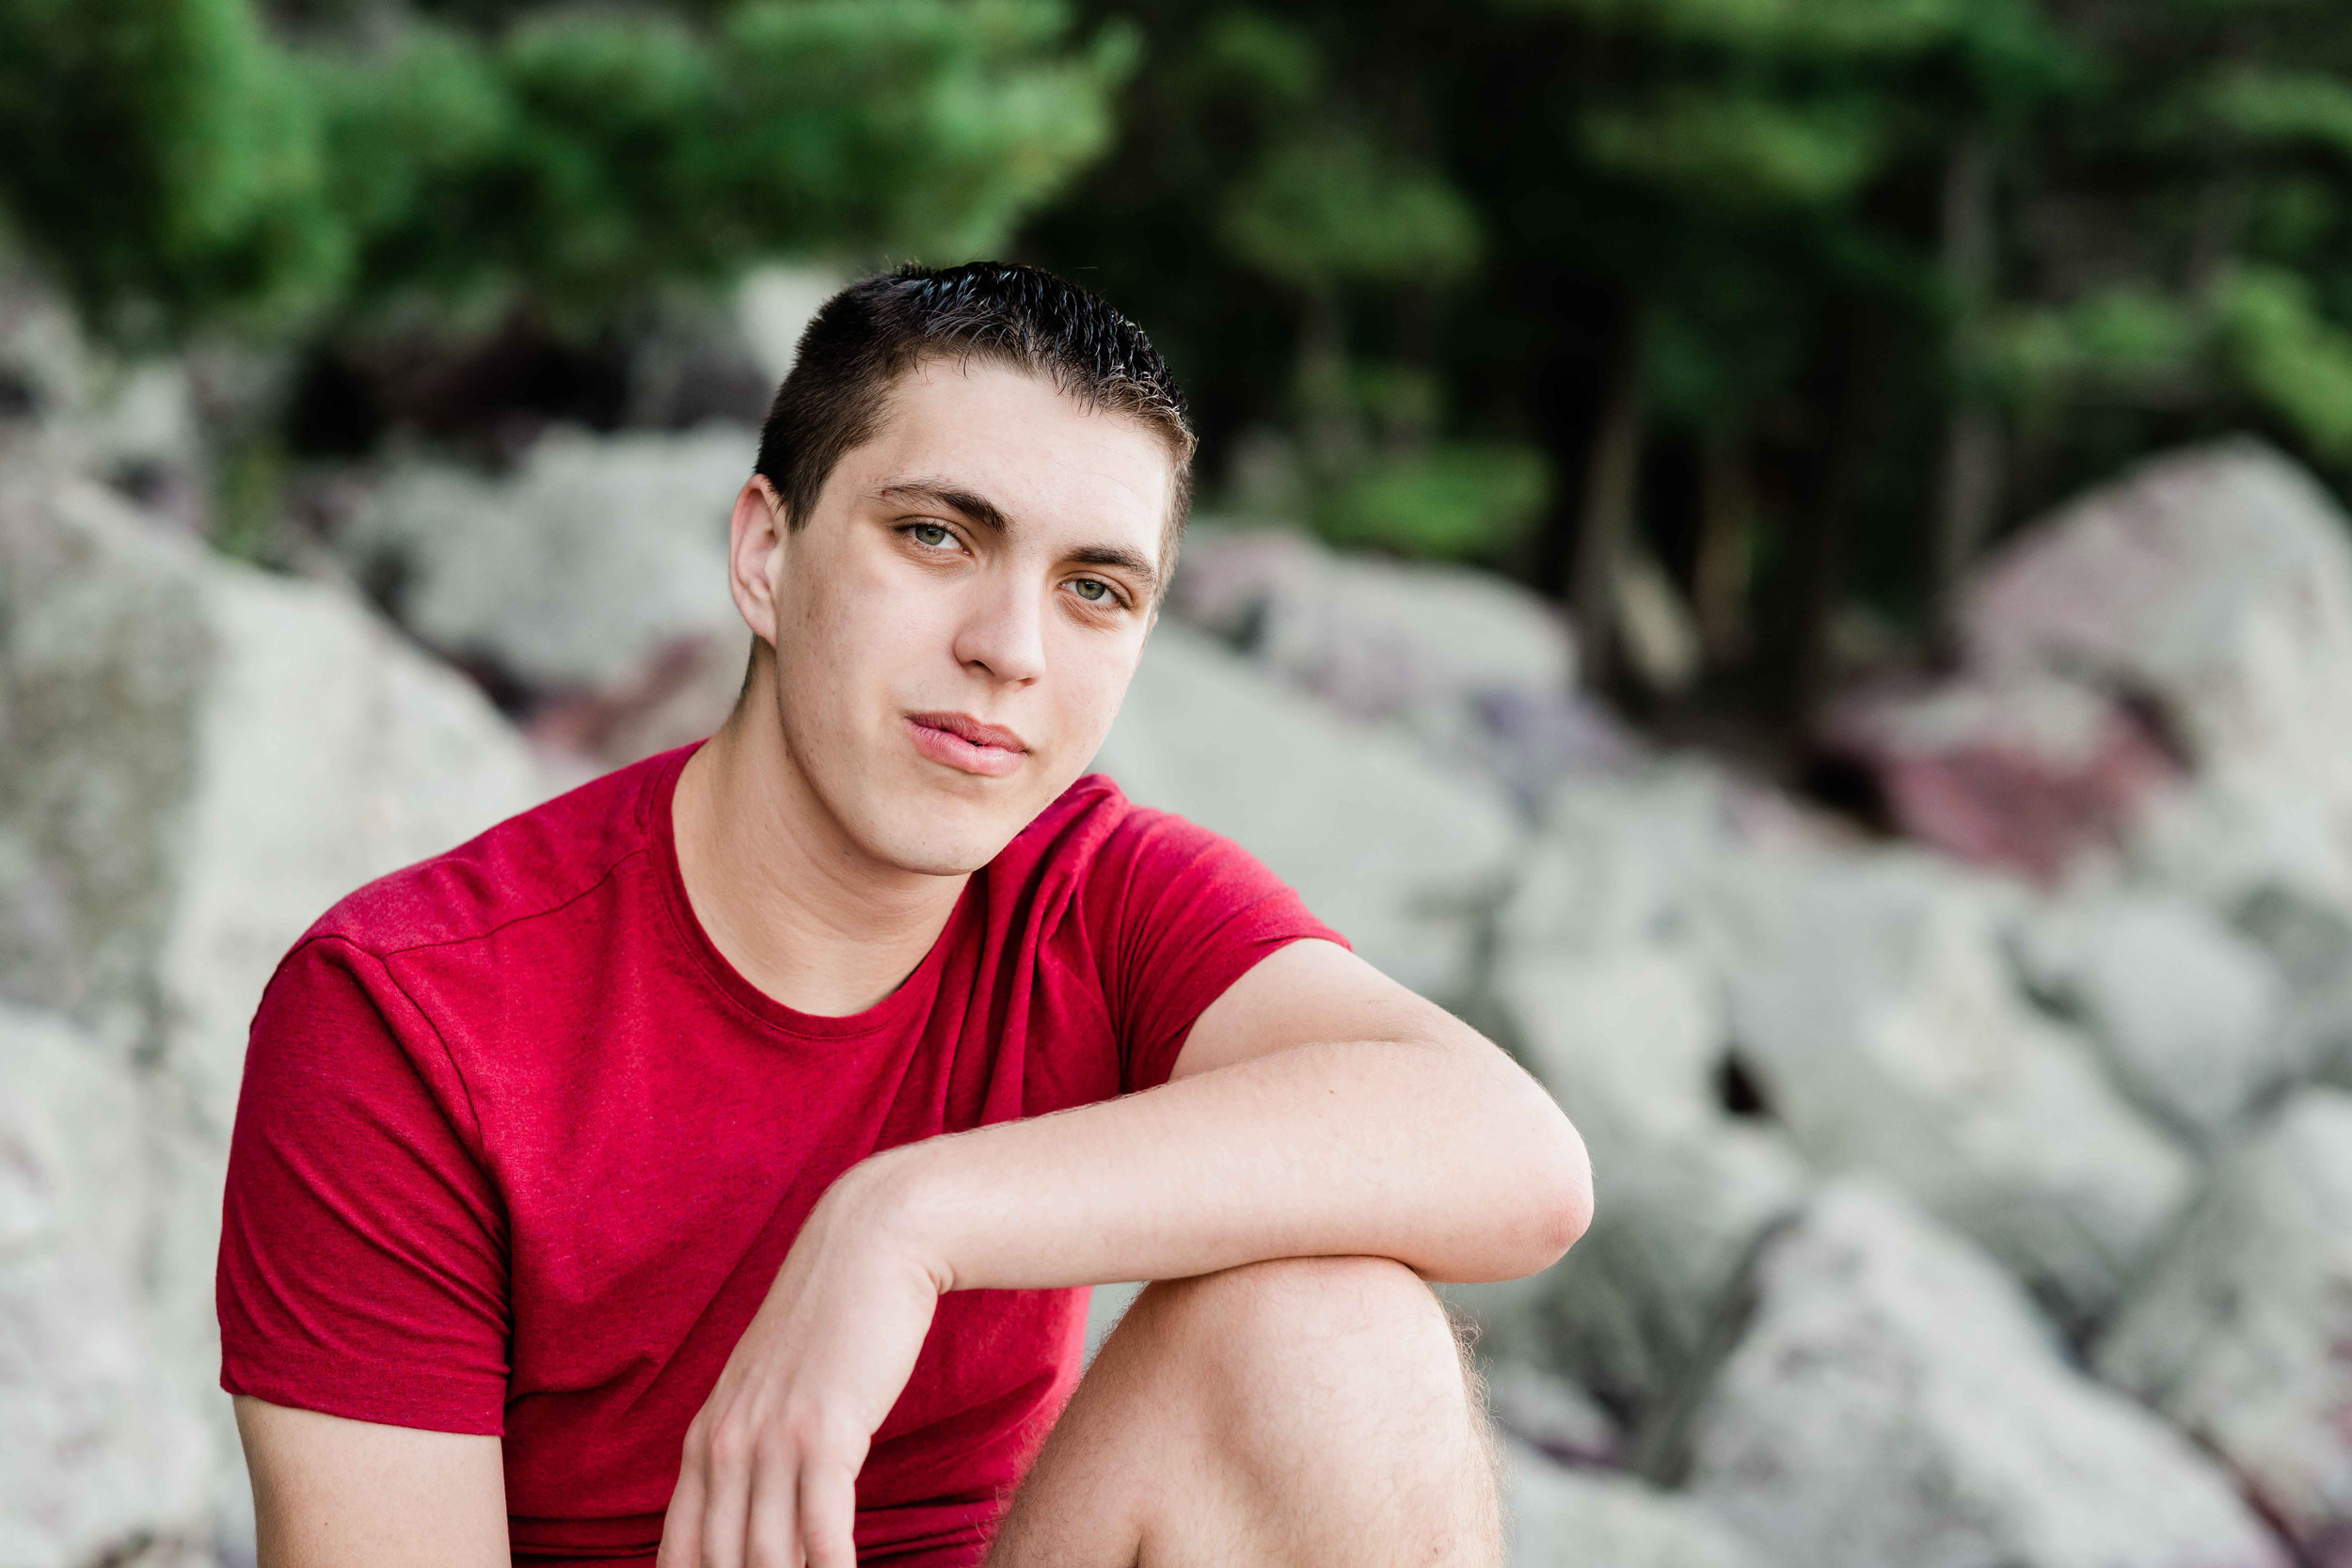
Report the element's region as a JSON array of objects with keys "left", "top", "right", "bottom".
[
  {"left": 281, "top": 934, "right": 502, "bottom": 1180},
  {"left": 370, "top": 844, "right": 652, "bottom": 961}
]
